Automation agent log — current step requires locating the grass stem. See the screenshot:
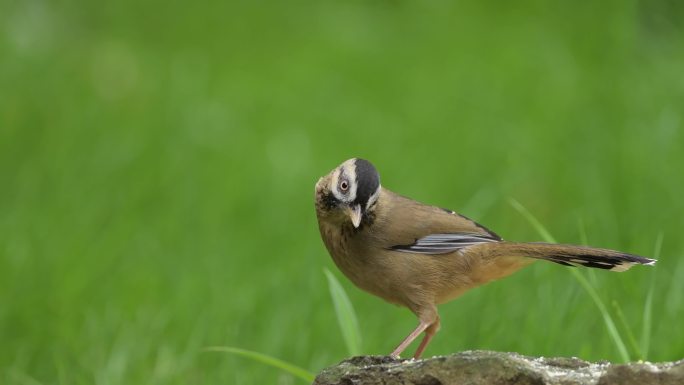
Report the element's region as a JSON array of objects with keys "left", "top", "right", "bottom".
[
  {"left": 324, "top": 268, "right": 362, "bottom": 356},
  {"left": 204, "top": 347, "right": 315, "bottom": 383},
  {"left": 641, "top": 233, "right": 662, "bottom": 360},
  {"left": 509, "top": 198, "right": 631, "bottom": 362}
]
